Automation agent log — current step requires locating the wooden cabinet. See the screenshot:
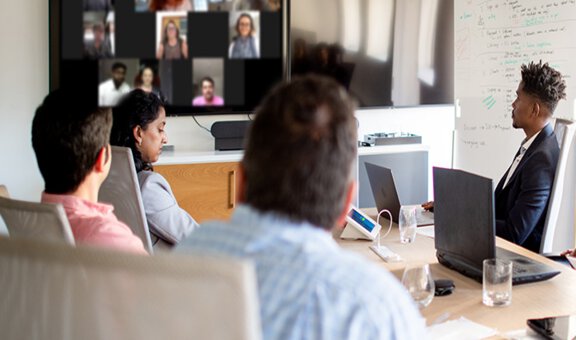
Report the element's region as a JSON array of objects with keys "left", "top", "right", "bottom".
[{"left": 155, "top": 162, "right": 239, "bottom": 223}]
